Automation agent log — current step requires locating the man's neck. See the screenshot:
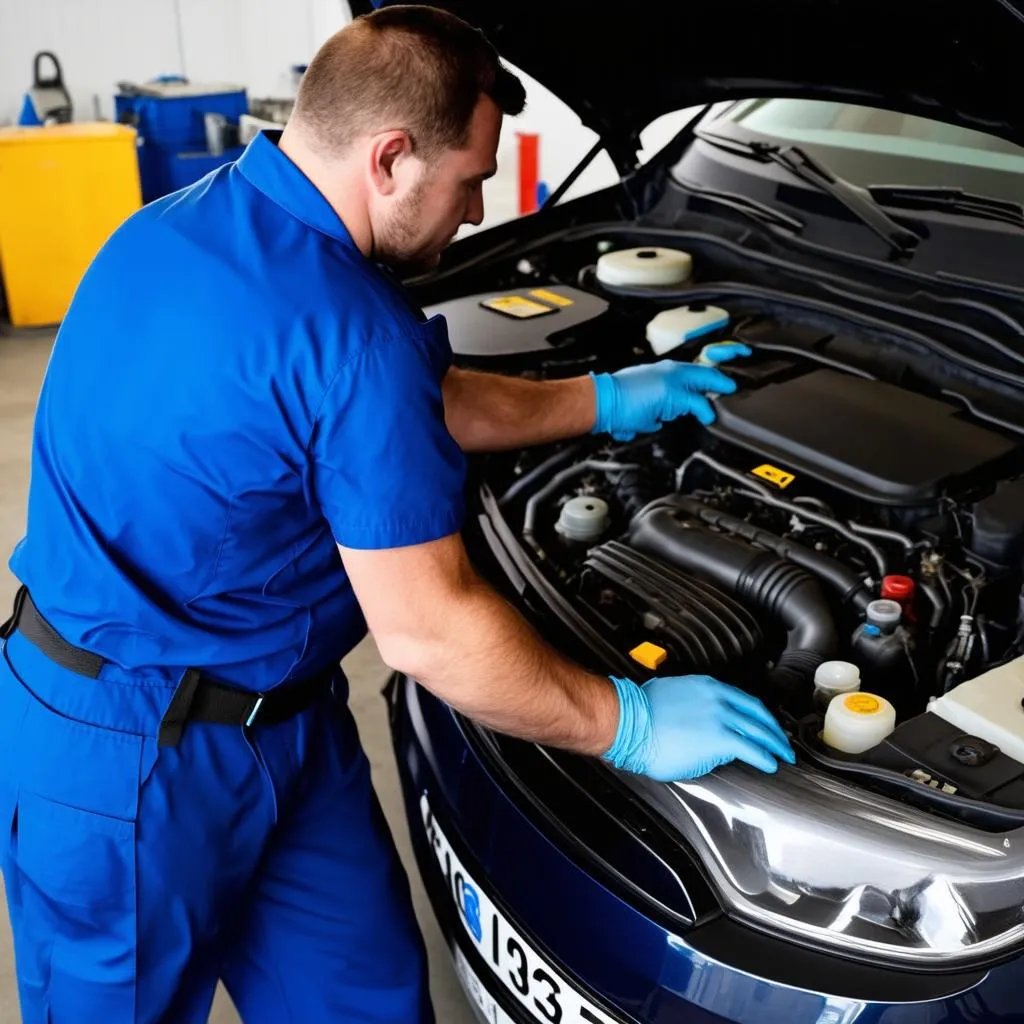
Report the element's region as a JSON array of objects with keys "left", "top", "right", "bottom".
[{"left": 278, "top": 125, "right": 373, "bottom": 257}]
